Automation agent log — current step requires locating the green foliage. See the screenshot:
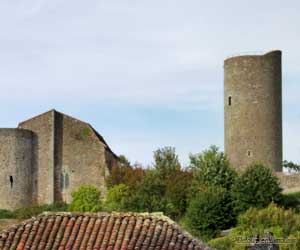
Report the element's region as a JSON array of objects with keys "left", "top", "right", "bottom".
[
  {"left": 106, "top": 164, "right": 145, "bottom": 189},
  {"left": 232, "top": 163, "right": 282, "bottom": 213},
  {"left": 280, "top": 192, "right": 300, "bottom": 210},
  {"left": 209, "top": 203, "right": 300, "bottom": 250},
  {"left": 189, "top": 145, "right": 237, "bottom": 191},
  {"left": 118, "top": 155, "right": 131, "bottom": 167},
  {"left": 237, "top": 203, "right": 300, "bottom": 237},
  {"left": 69, "top": 186, "right": 102, "bottom": 212},
  {"left": 153, "top": 146, "right": 181, "bottom": 179},
  {"left": 0, "top": 209, "right": 14, "bottom": 219},
  {"left": 13, "top": 206, "right": 47, "bottom": 219},
  {"left": 184, "top": 186, "right": 236, "bottom": 240},
  {"left": 133, "top": 170, "right": 166, "bottom": 213},
  {"left": 164, "top": 170, "right": 193, "bottom": 220},
  {"left": 104, "top": 184, "right": 132, "bottom": 211},
  {"left": 208, "top": 236, "right": 233, "bottom": 250},
  {"left": 0, "top": 203, "right": 68, "bottom": 220},
  {"left": 283, "top": 160, "right": 300, "bottom": 172}
]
